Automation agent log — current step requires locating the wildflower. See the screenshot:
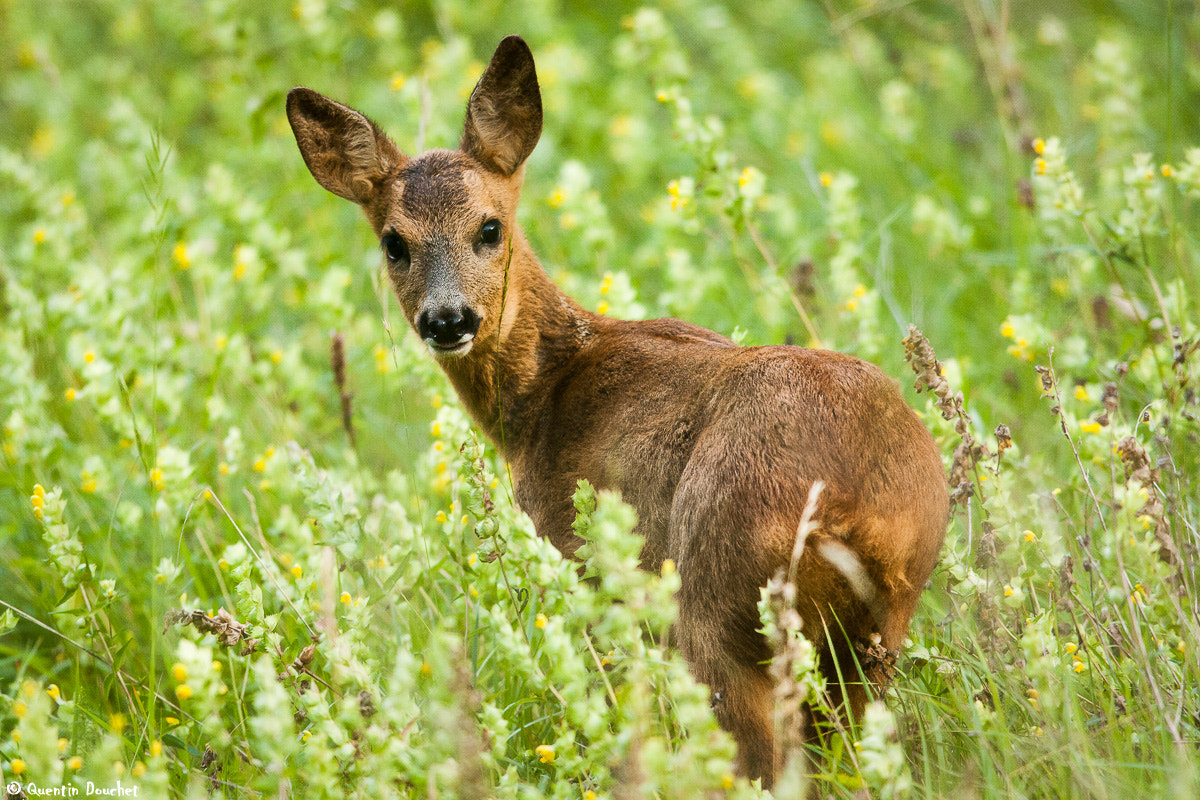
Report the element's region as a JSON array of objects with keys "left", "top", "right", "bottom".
[
  {"left": 58, "top": 737, "right": 69, "bottom": 752},
  {"left": 547, "top": 188, "right": 566, "bottom": 208},
  {"left": 435, "top": 510, "right": 448, "bottom": 524},
  {"left": 431, "top": 393, "right": 443, "bottom": 409},
  {"left": 1177, "top": 641, "right": 1186, "bottom": 654},
  {"left": 10, "top": 731, "right": 18, "bottom": 743},
  {"left": 1074, "top": 385, "right": 1089, "bottom": 401},
  {"left": 1035, "top": 158, "right": 1047, "bottom": 175},
  {"left": 33, "top": 228, "right": 46, "bottom": 244},
  {"left": 149, "top": 468, "right": 165, "bottom": 491},
  {"left": 173, "top": 242, "right": 190, "bottom": 270},
  {"left": 1080, "top": 421, "right": 1102, "bottom": 434},
  {"left": 64, "top": 387, "right": 77, "bottom": 401},
  {"left": 655, "top": 90, "right": 669, "bottom": 103},
  {"left": 467, "top": 552, "right": 477, "bottom": 567},
  {"left": 81, "top": 472, "right": 98, "bottom": 493},
  {"left": 290, "top": 565, "right": 302, "bottom": 578},
  {"left": 535, "top": 613, "right": 548, "bottom": 629},
  {"left": 596, "top": 302, "right": 609, "bottom": 315},
  {"left": 1161, "top": 164, "right": 1174, "bottom": 178},
  {"left": 1073, "top": 659, "right": 1087, "bottom": 673},
  {"left": 535, "top": 743, "right": 555, "bottom": 764},
  {"left": 1024, "top": 530, "right": 1036, "bottom": 542},
  {"left": 219, "top": 462, "right": 231, "bottom": 475},
  {"left": 46, "top": 683, "right": 61, "bottom": 701},
  {"left": 661, "top": 559, "right": 676, "bottom": 576},
  {"left": 585, "top": 792, "right": 597, "bottom": 800},
  {"left": 1064, "top": 642, "right": 1077, "bottom": 655},
  {"left": 430, "top": 421, "right": 442, "bottom": 437},
  {"left": 253, "top": 457, "right": 266, "bottom": 472},
  {"left": 1000, "top": 321, "right": 1015, "bottom": 338},
  {"left": 1003, "top": 585, "right": 1014, "bottom": 597},
  {"left": 175, "top": 684, "right": 193, "bottom": 700},
  {"left": 819, "top": 172, "right": 833, "bottom": 188},
  {"left": 13, "top": 701, "right": 27, "bottom": 718},
  {"left": 600, "top": 273, "right": 613, "bottom": 295},
  {"left": 844, "top": 299, "right": 858, "bottom": 312},
  {"left": 420, "top": 661, "right": 432, "bottom": 677},
  {"left": 67, "top": 755, "right": 83, "bottom": 770},
  {"left": 10, "top": 758, "right": 26, "bottom": 775},
  {"left": 390, "top": 73, "right": 406, "bottom": 91},
  {"left": 172, "top": 662, "right": 187, "bottom": 682},
  {"left": 1033, "top": 138, "right": 1046, "bottom": 155},
  {"left": 150, "top": 740, "right": 163, "bottom": 757},
  {"left": 721, "top": 773, "right": 735, "bottom": 789},
  {"left": 269, "top": 349, "right": 283, "bottom": 364}
]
